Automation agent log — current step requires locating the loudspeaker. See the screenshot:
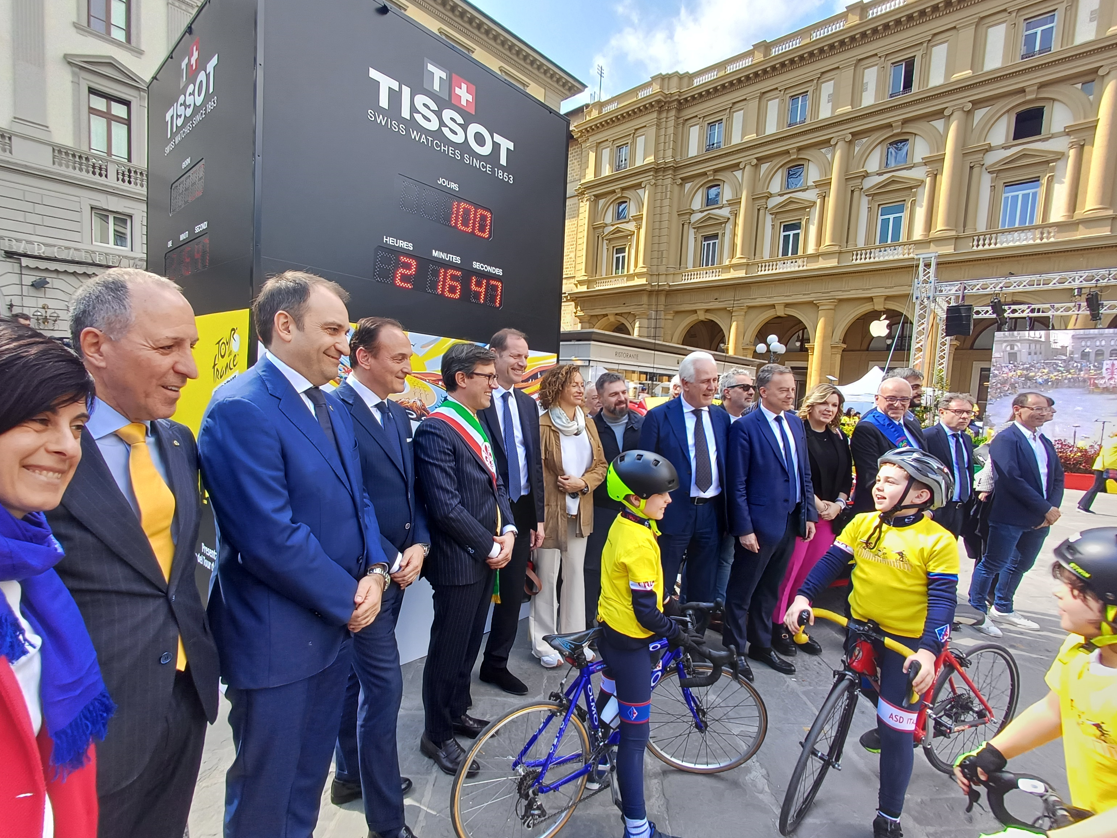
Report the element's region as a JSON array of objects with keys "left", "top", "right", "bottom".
[{"left": 944, "top": 304, "right": 974, "bottom": 337}]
